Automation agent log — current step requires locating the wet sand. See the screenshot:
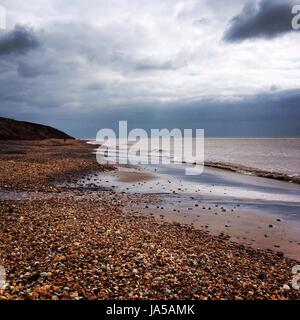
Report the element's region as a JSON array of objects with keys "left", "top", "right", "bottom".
[
  {"left": 109, "top": 170, "right": 155, "bottom": 183},
  {"left": 140, "top": 205, "right": 300, "bottom": 261},
  {"left": 77, "top": 165, "right": 300, "bottom": 261}
]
